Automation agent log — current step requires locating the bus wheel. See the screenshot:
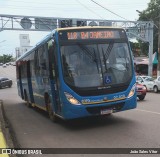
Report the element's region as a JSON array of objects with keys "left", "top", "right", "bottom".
[
  {"left": 46, "top": 97, "right": 57, "bottom": 122},
  {"left": 24, "top": 91, "right": 31, "bottom": 107}
]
